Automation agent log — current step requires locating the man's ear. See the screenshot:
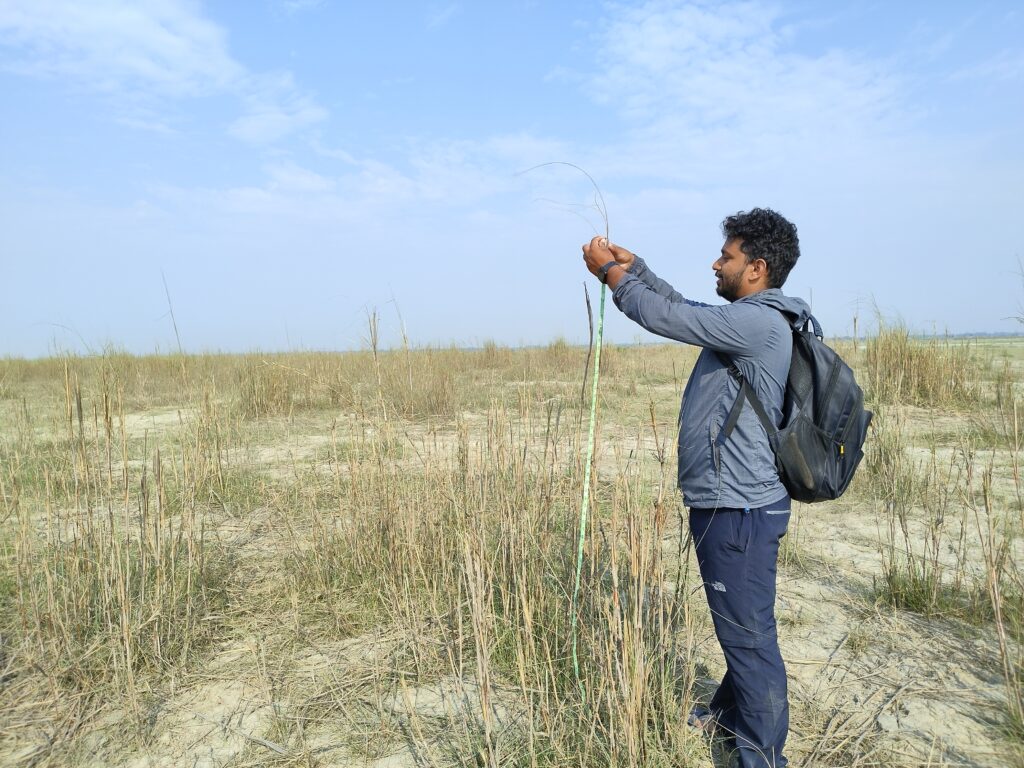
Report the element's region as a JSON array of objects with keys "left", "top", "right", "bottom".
[{"left": 748, "top": 257, "right": 769, "bottom": 283}]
